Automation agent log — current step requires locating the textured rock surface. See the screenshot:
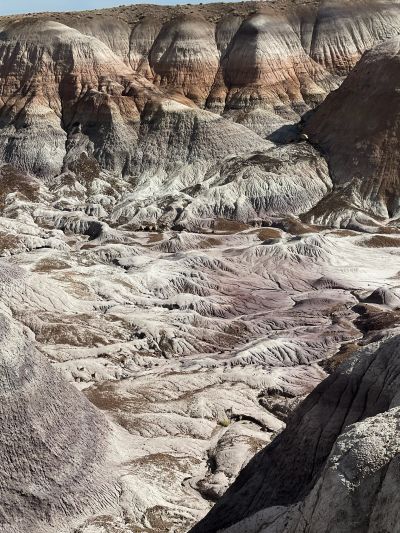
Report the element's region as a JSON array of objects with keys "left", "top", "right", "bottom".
[
  {"left": 2, "top": 0, "right": 400, "bottom": 157},
  {"left": 0, "top": 308, "right": 115, "bottom": 533},
  {"left": 3, "top": 171, "right": 400, "bottom": 531},
  {"left": 2, "top": 1, "right": 400, "bottom": 532},
  {"left": 150, "top": 14, "right": 219, "bottom": 106},
  {"left": 307, "top": 0, "right": 400, "bottom": 75},
  {"left": 206, "top": 11, "right": 338, "bottom": 117},
  {"left": 0, "top": 19, "right": 146, "bottom": 179},
  {"left": 0, "top": 15, "right": 335, "bottom": 220},
  {"left": 305, "top": 35, "right": 400, "bottom": 219},
  {"left": 194, "top": 330, "right": 400, "bottom": 533}
]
